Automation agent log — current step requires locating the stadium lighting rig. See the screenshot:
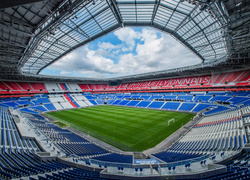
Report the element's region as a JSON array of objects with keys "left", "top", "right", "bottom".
[
  {"left": 181, "top": 0, "right": 215, "bottom": 16},
  {"left": 43, "top": 0, "right": 99, "bottom": 38}
]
